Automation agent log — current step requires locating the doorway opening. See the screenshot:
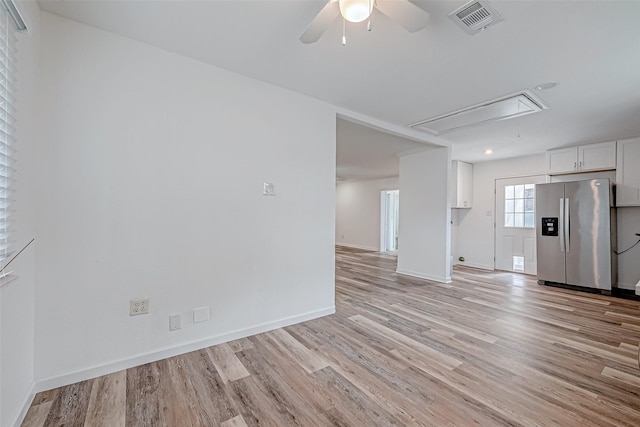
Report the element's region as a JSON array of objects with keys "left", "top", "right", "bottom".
[{"left": 380, "top": 190, "right": 399, "bottom": 252}]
